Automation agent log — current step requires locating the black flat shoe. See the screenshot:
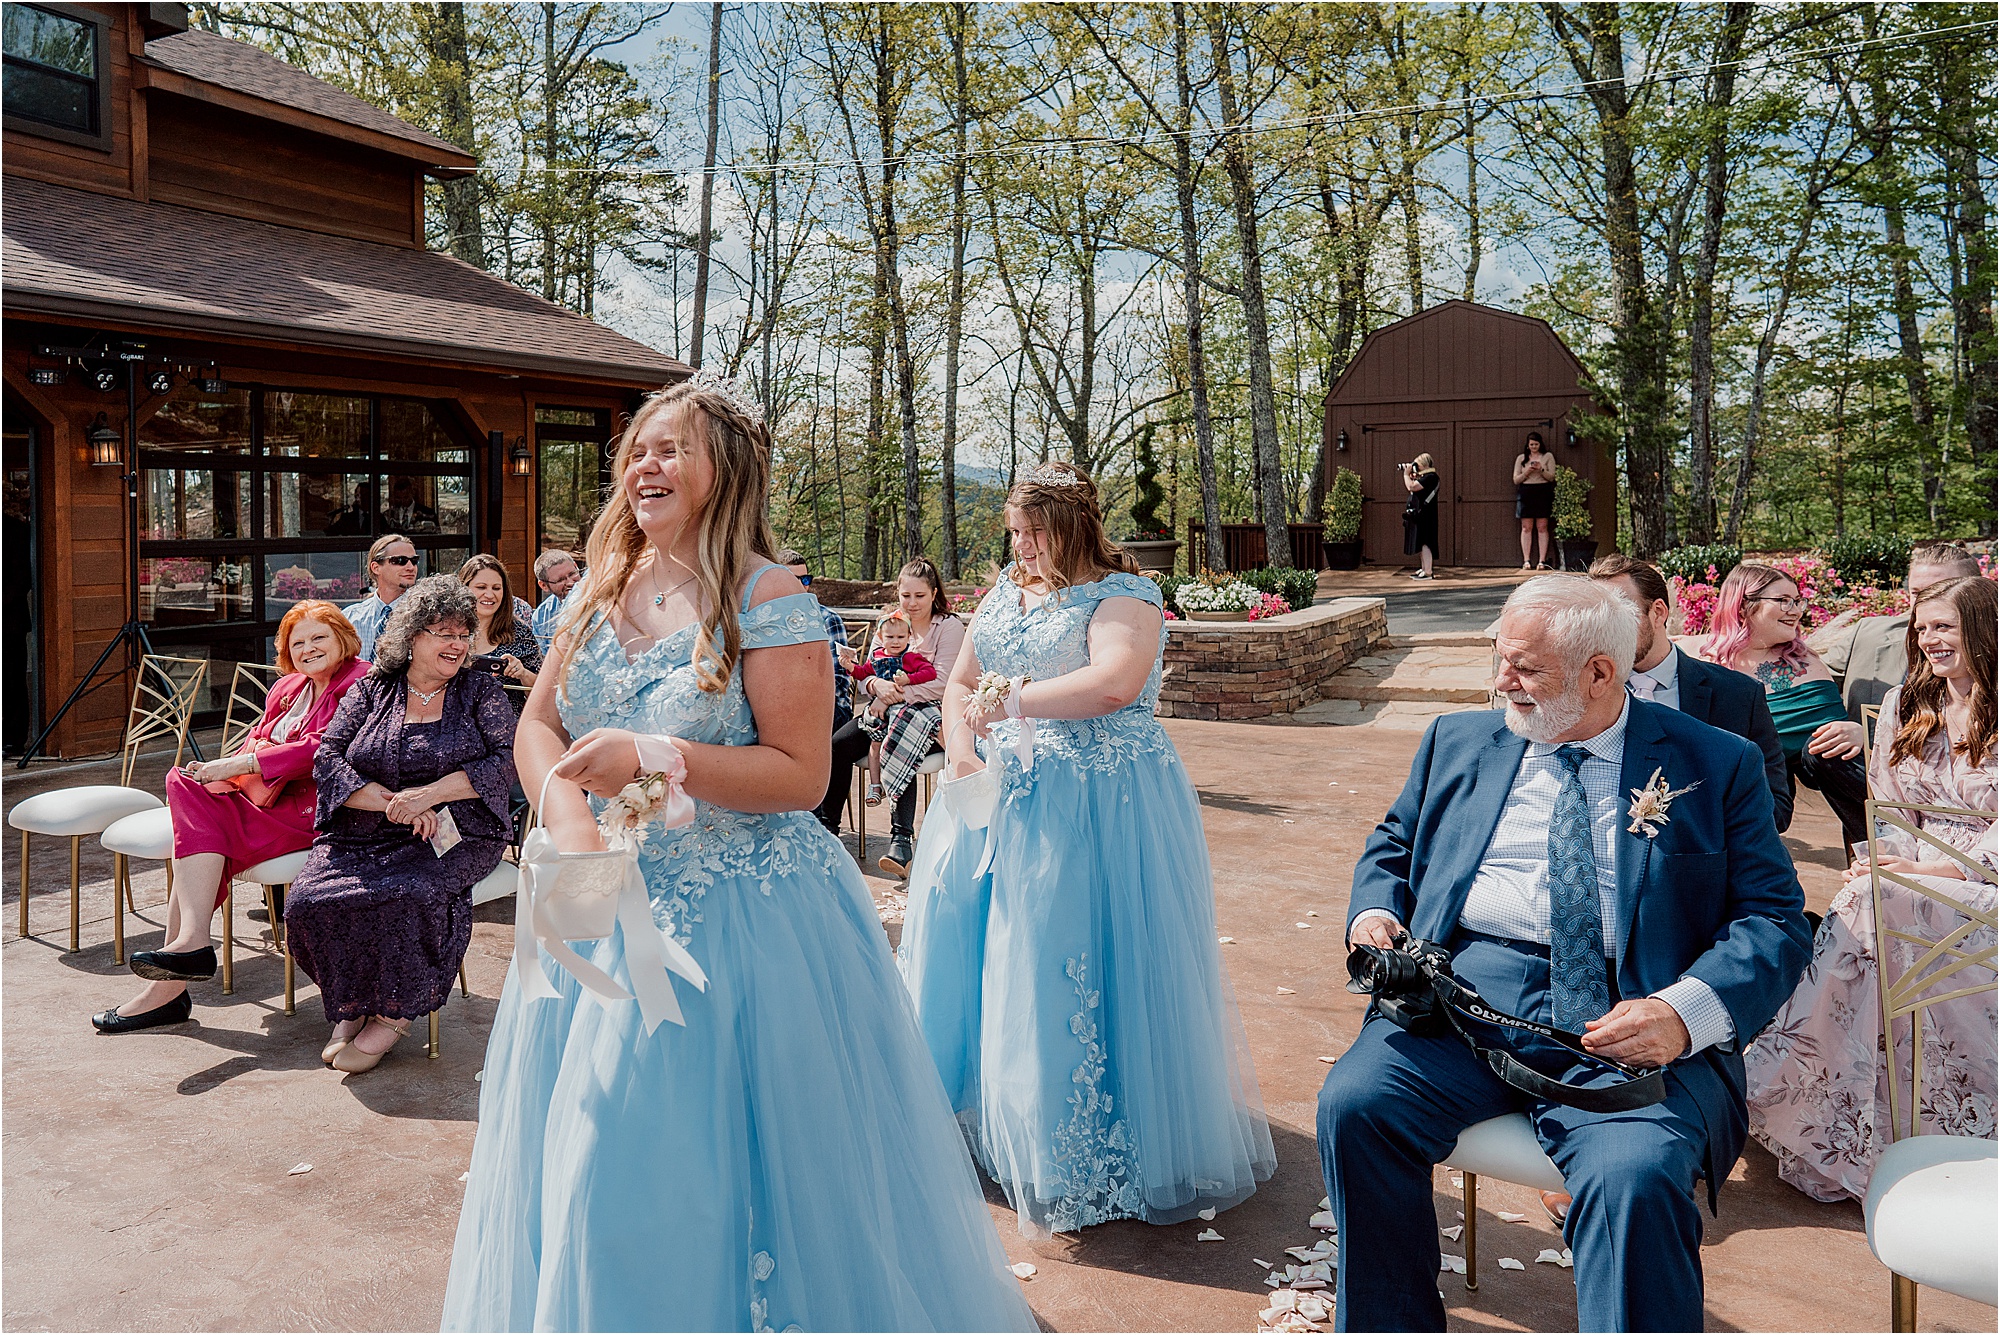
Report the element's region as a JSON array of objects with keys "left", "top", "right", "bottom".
[
  {"left": 92, "top": 990, "right": 194, "bottom": 1034},
  {"left": 129, "top": 945, "right": 217, "bottom": 982}
]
